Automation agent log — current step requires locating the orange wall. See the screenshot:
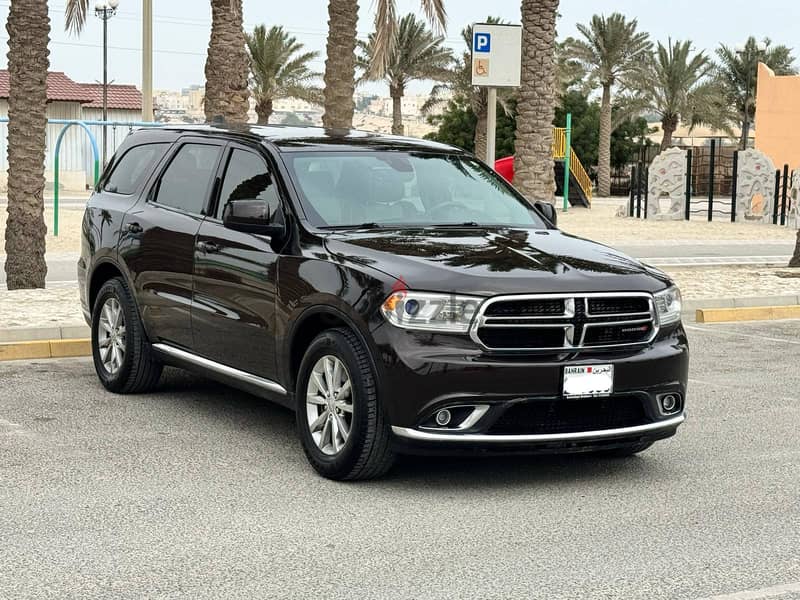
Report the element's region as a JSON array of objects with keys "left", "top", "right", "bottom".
[{"left": 754, "top": 63, "right": 800, "bottom": 170}]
